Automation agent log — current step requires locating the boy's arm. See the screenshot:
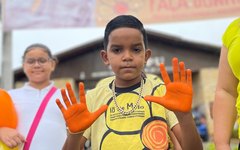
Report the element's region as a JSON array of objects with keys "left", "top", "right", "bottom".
[
  {"left": 168, "top": 127, "right": 182, "bottom": 150},
  {"left": 172, "top": 112, "right": 202, "bottom": 150},
  {"left": 56, "top": 82, "right": 108, "bottom": 150},
  {"left": 144, "top": 57, "right": 203, "bottom": 150},
  {"left": 62, "top": 133, "right": 84, "bottom": 150}
]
